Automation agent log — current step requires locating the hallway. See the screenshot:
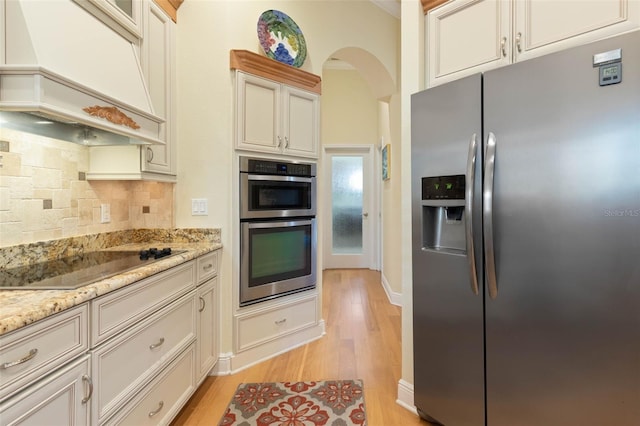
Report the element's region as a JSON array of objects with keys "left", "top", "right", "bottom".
[{"left": 172, "top": 269, "right": 425, "bottom": 425}]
